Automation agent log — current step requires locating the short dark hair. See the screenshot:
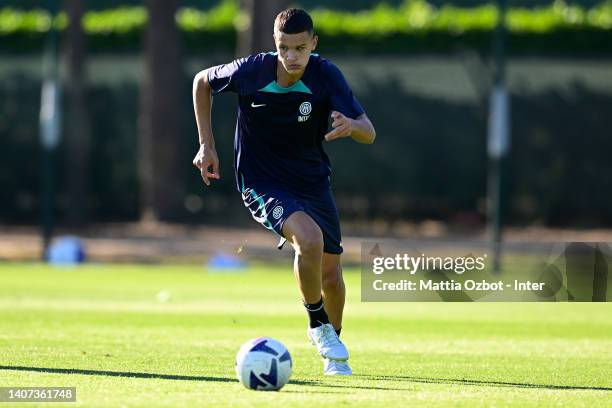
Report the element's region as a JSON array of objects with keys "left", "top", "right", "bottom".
[{"left": 274, "top": 8, "right": 313, "bottom": 36}]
